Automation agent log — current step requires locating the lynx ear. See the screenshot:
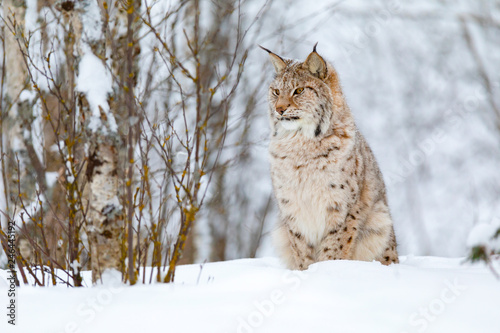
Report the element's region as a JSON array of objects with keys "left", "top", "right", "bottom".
[
  {"left": 303, "top": 43, "right": 327, "bottom": 80},
  {"left": 259, "top": 45, "right": 287, "bottom": 73}
]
